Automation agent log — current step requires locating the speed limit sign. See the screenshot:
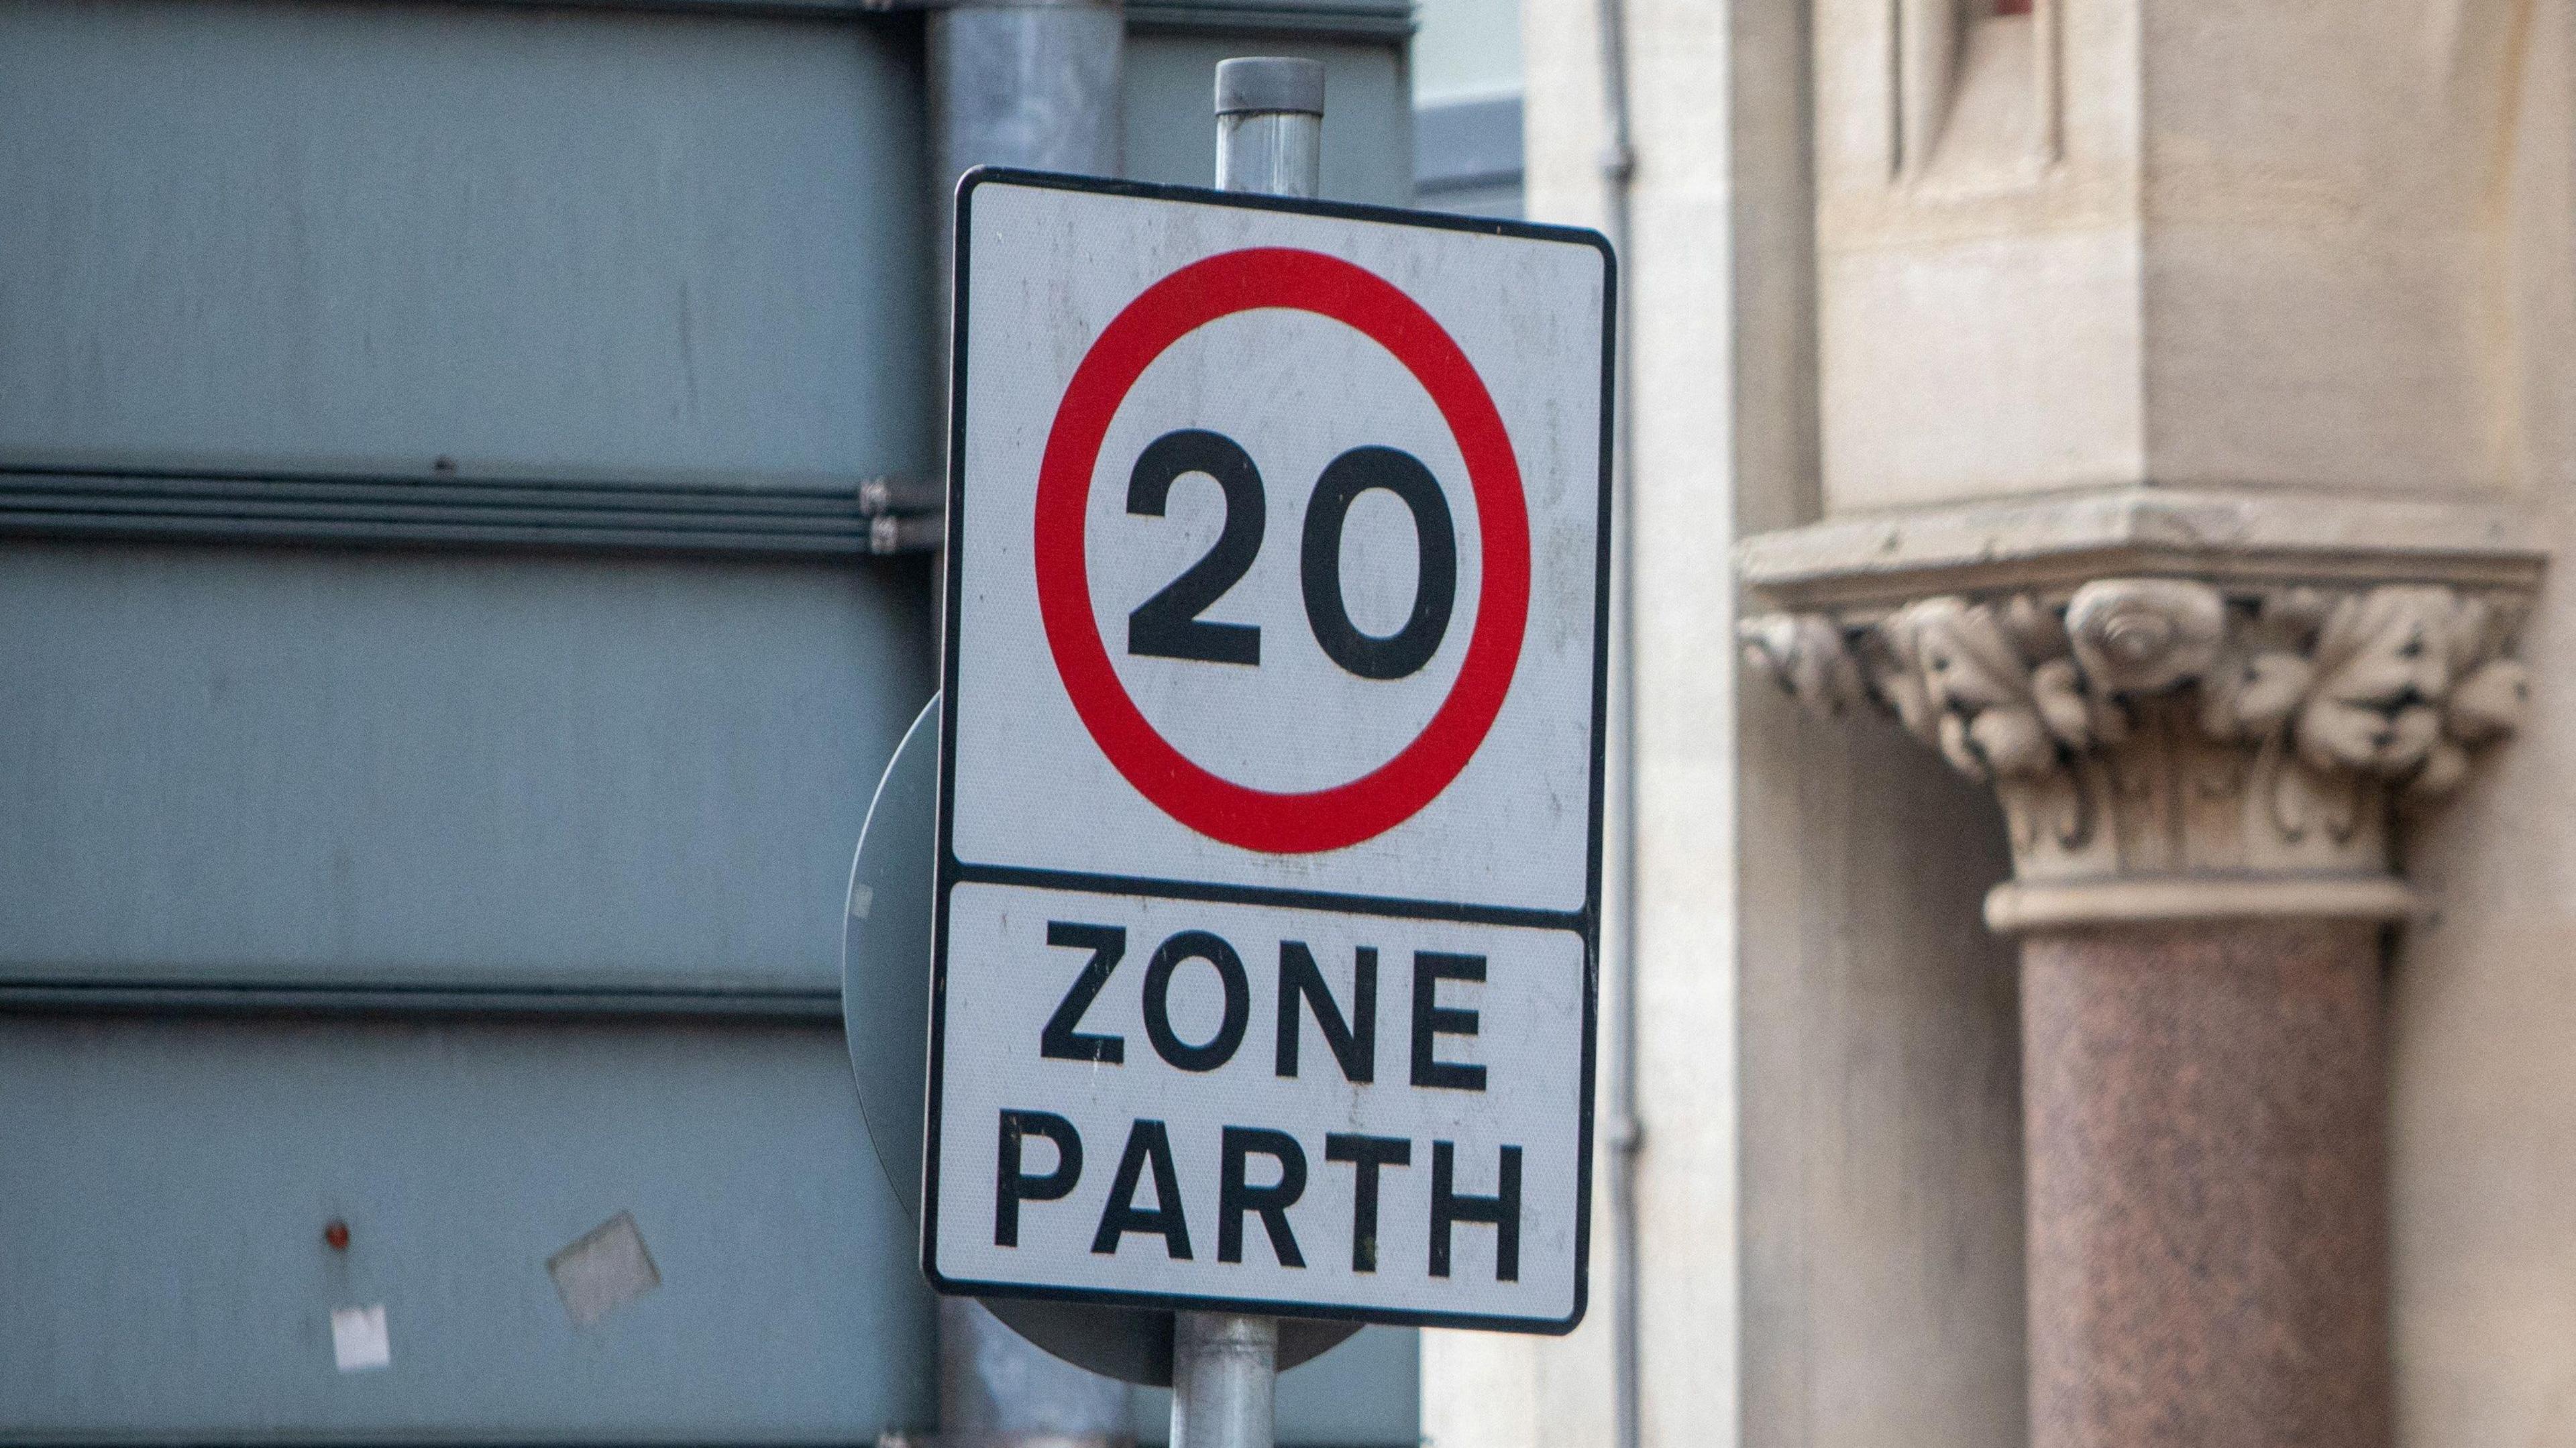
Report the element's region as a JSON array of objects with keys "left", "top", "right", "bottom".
[{"left": 928, "top": 168, "right": 1612, "bottom": 1333}]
